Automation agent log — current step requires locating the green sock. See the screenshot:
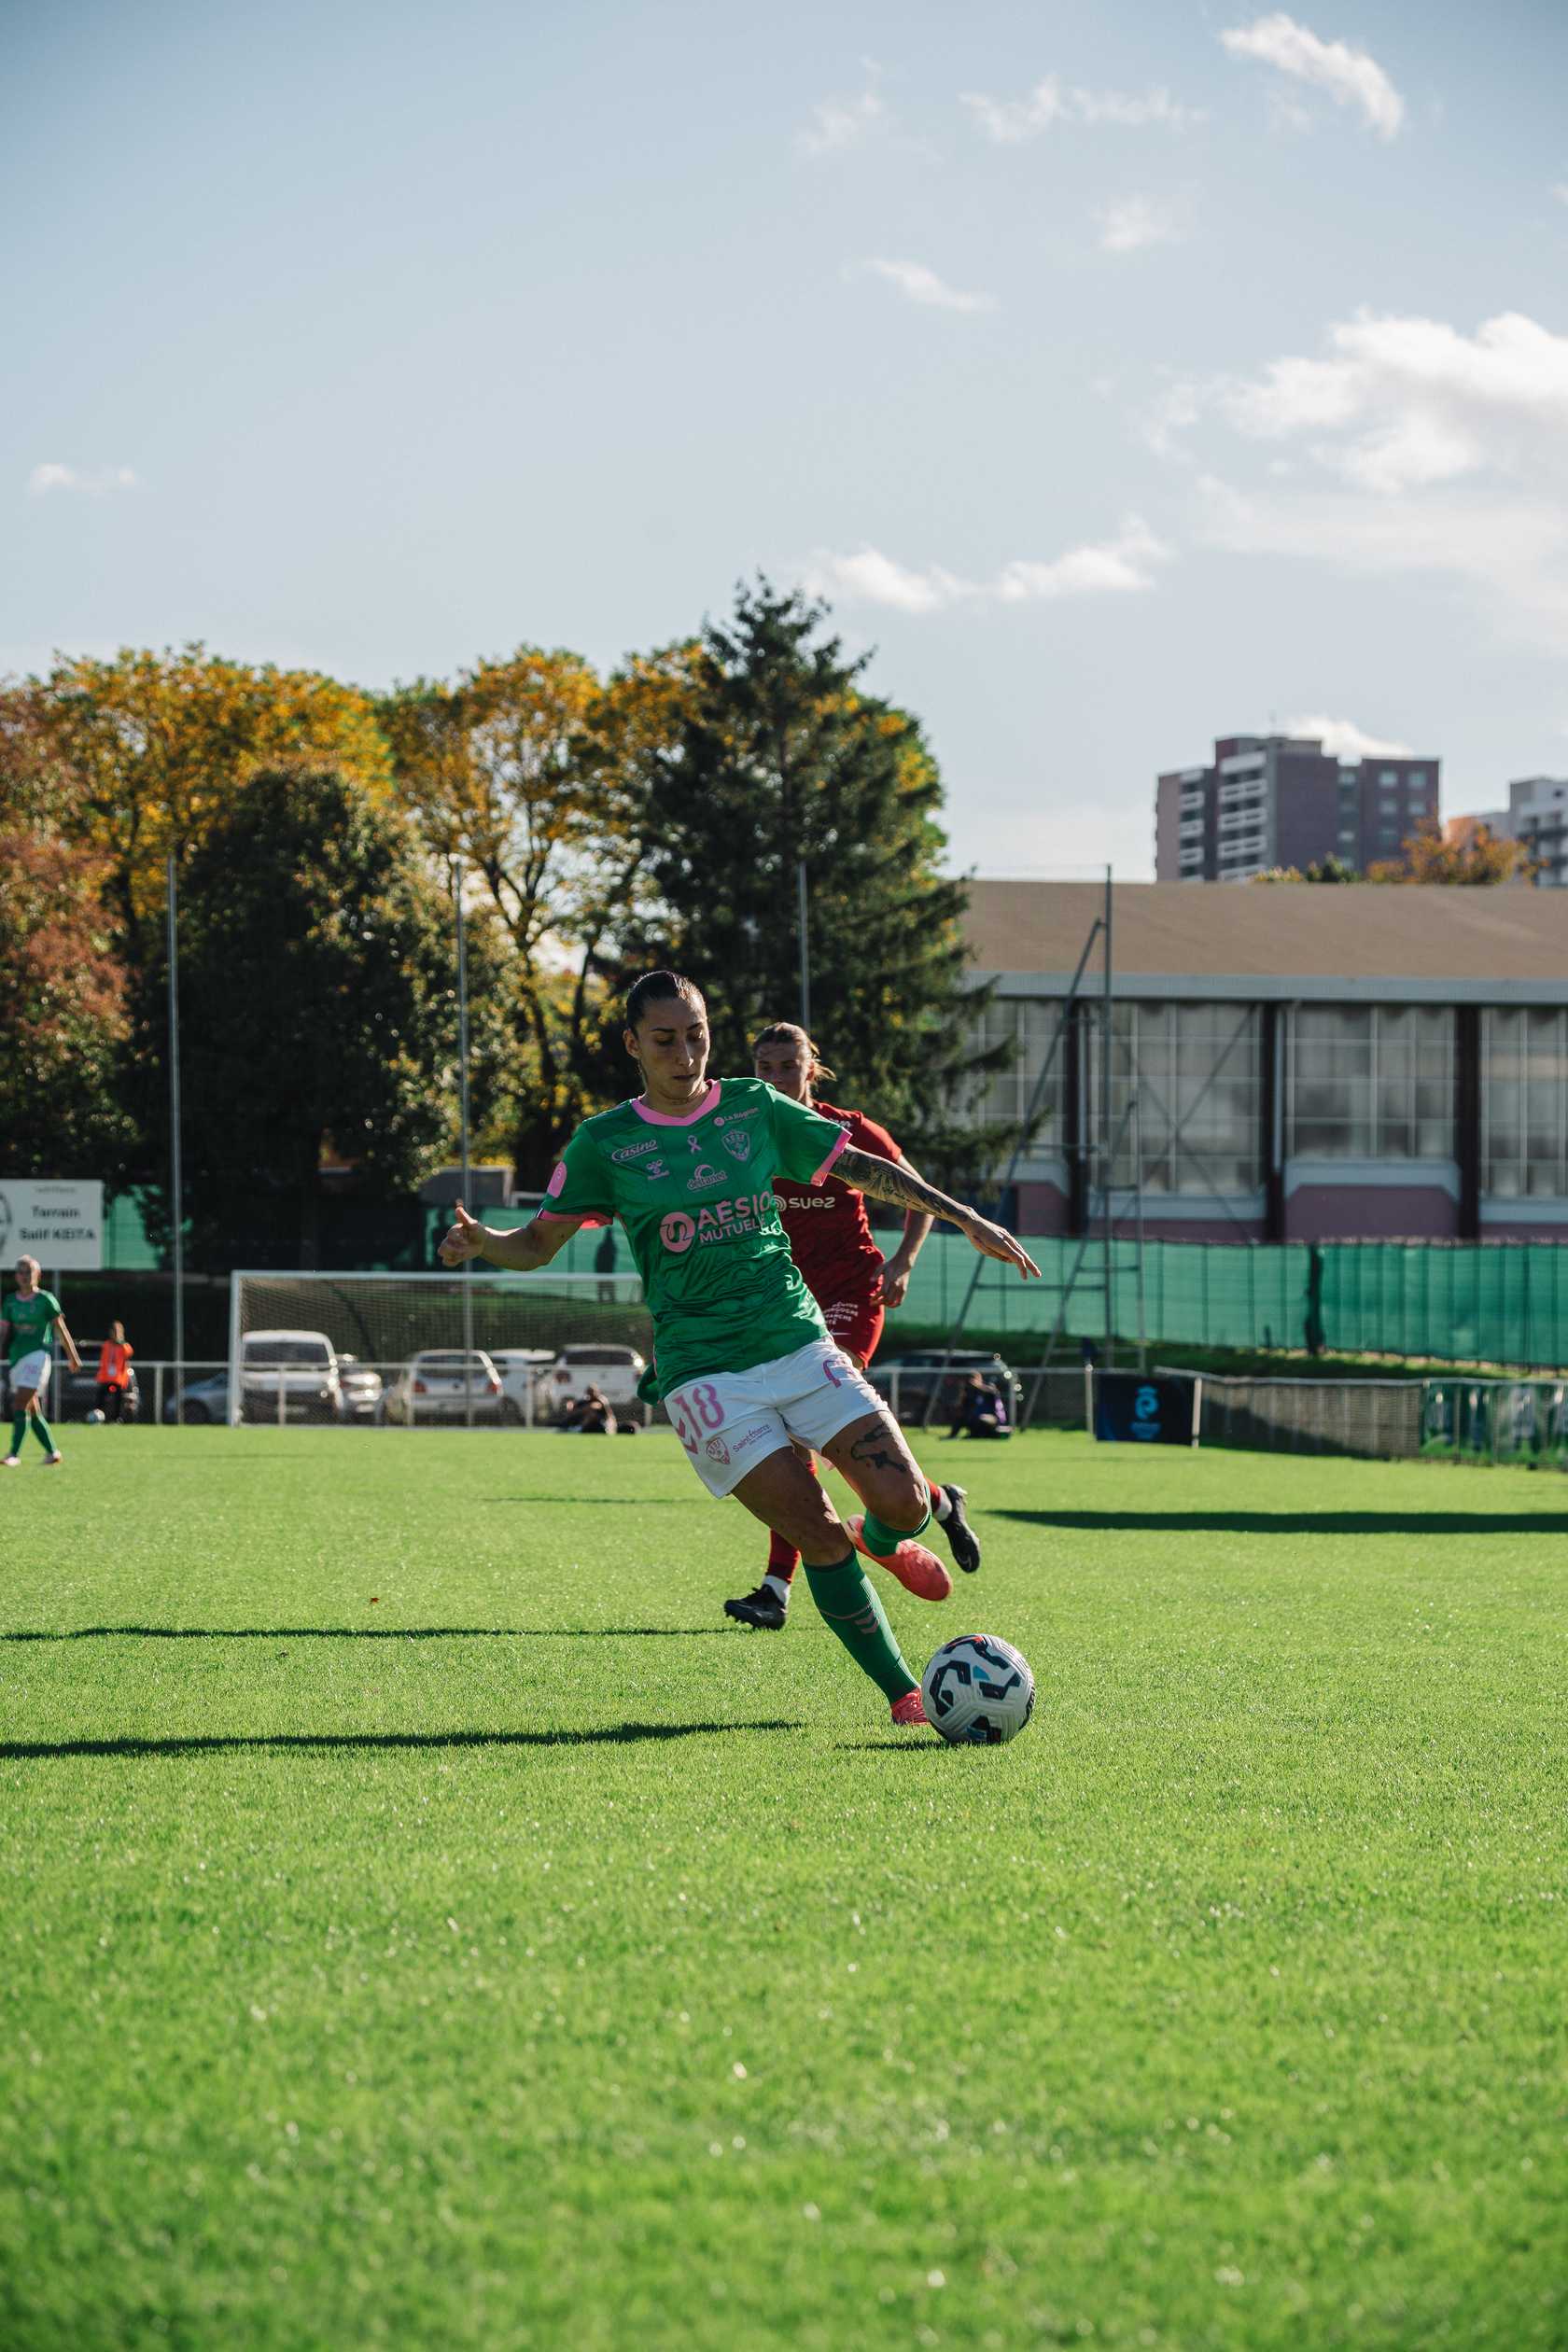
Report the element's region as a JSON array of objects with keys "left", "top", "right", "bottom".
[
  {"left": 7, "top": 1414, "right": 24, "bottom": 1458},
  {"left": 31, "top": 1412, "right": 55, "bottom": 1455},
  {"left": 861, "top": 1497, "right": 932, "bottom": 1559},
  {"left": 804, "top": 1553, "right": 918, "bottom": 1703}
]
